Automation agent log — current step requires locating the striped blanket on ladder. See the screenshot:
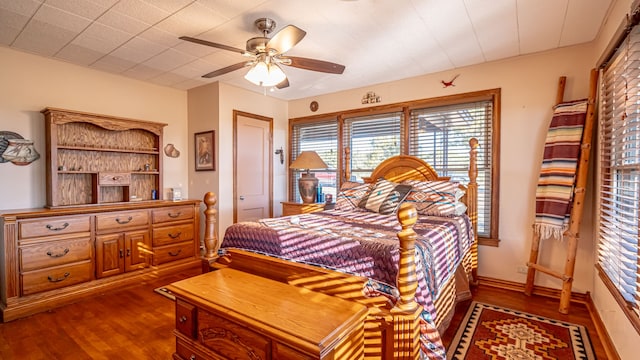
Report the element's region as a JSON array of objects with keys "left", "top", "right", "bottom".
[{"left": 533, "top": 100, "right": 588, "bottom": 241}]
